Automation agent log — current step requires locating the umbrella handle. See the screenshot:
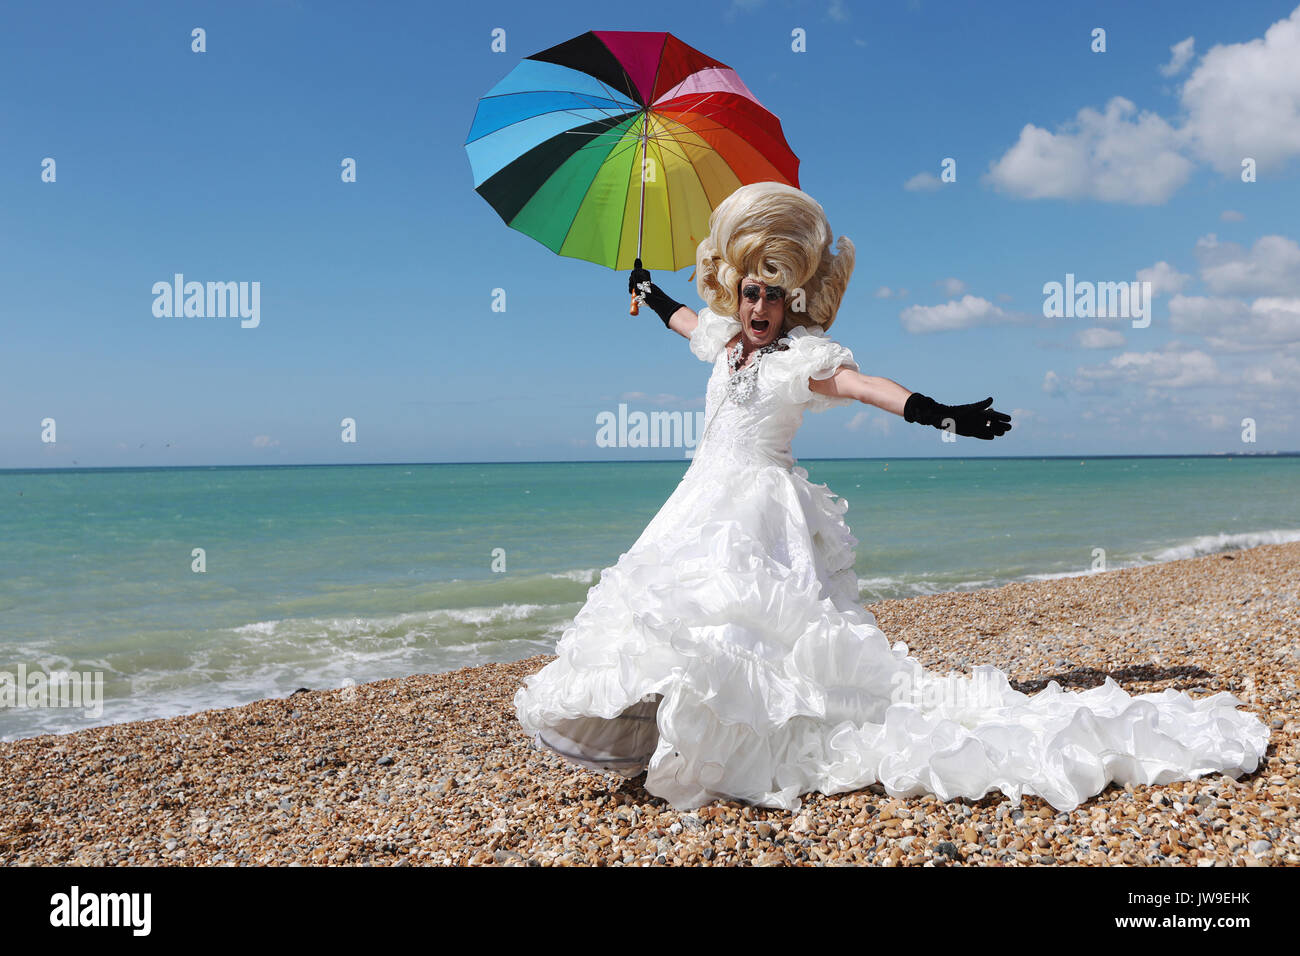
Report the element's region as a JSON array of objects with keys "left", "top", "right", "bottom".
[{"left": 630, "top": 293, "right": 640, "bottom": 316}]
